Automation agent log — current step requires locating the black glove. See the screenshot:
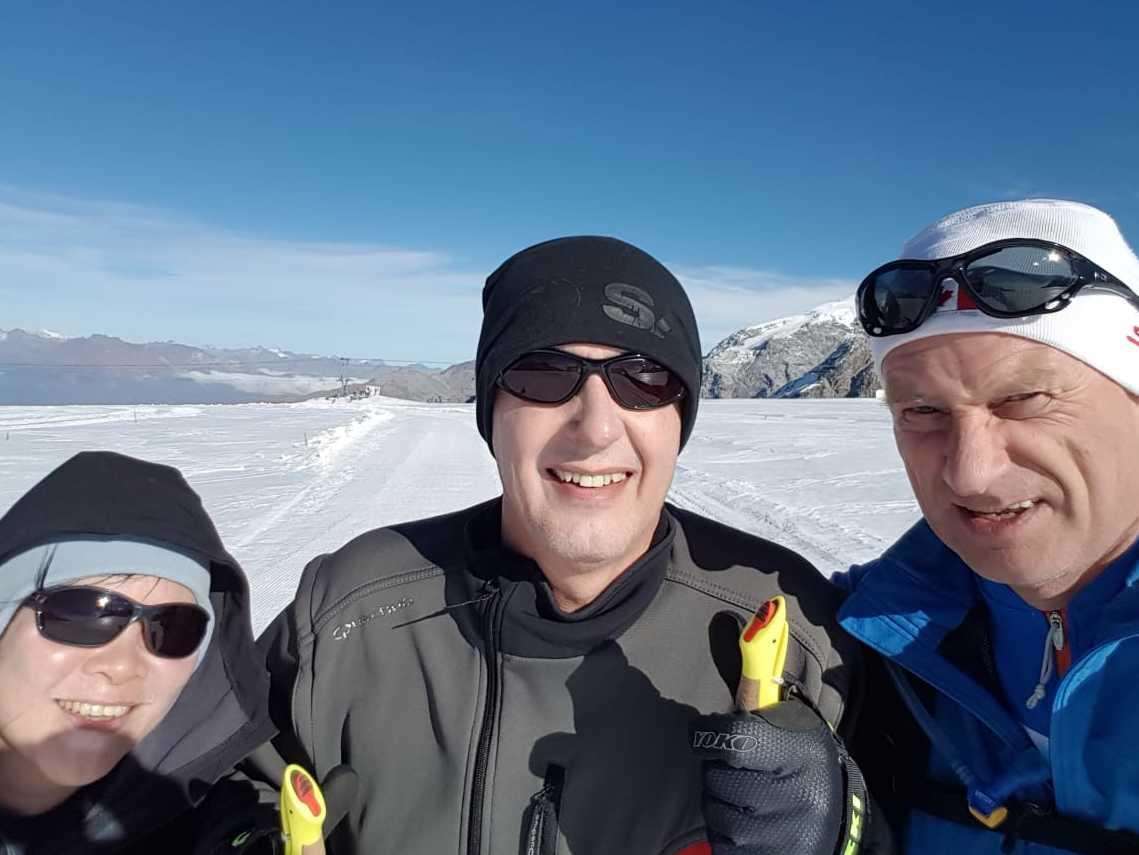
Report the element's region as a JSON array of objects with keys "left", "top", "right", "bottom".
[
  {"left": 691, "top": 698, "right": 869, "bottom": 855},
  {"left": 195, "top": 764, "right": 359, "bottom": 854}
]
